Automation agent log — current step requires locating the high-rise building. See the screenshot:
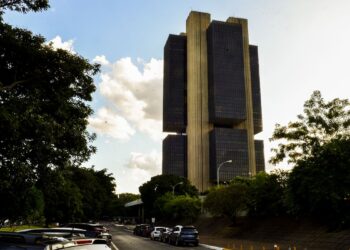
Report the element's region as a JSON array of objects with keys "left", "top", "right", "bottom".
[{"left": 162, "top": 11, "right": 265, "bottom": 192}]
